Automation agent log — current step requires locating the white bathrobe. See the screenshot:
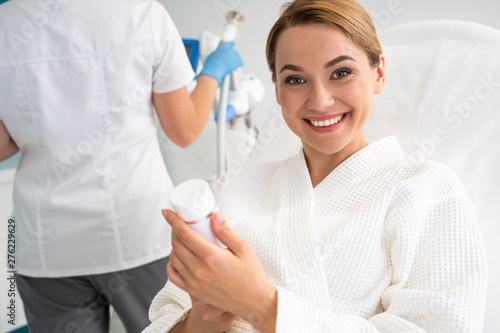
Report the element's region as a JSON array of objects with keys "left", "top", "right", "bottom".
[{"left": 144, "top": 136, "right": 488, "bottom": 333}]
